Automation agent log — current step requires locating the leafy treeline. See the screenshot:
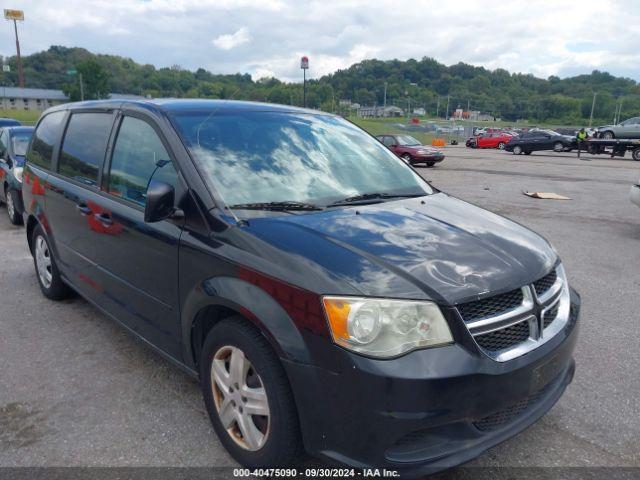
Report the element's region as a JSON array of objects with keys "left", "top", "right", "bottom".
[{"left": 1, "top": 46, "right": 639, "bottom": 124}]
